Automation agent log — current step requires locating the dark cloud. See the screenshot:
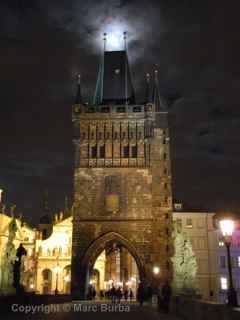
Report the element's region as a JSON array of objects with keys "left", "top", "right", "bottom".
[{"left": 0, "top": 0, "right": 240, "bottom": 224}]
